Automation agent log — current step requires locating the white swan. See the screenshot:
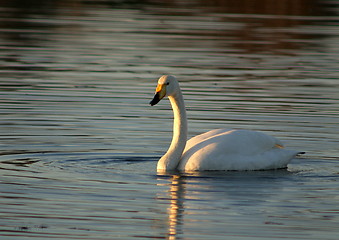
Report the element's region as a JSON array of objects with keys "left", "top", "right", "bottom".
[{"left": 150, "top": 75, "right": 302, "bottom": 172}]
